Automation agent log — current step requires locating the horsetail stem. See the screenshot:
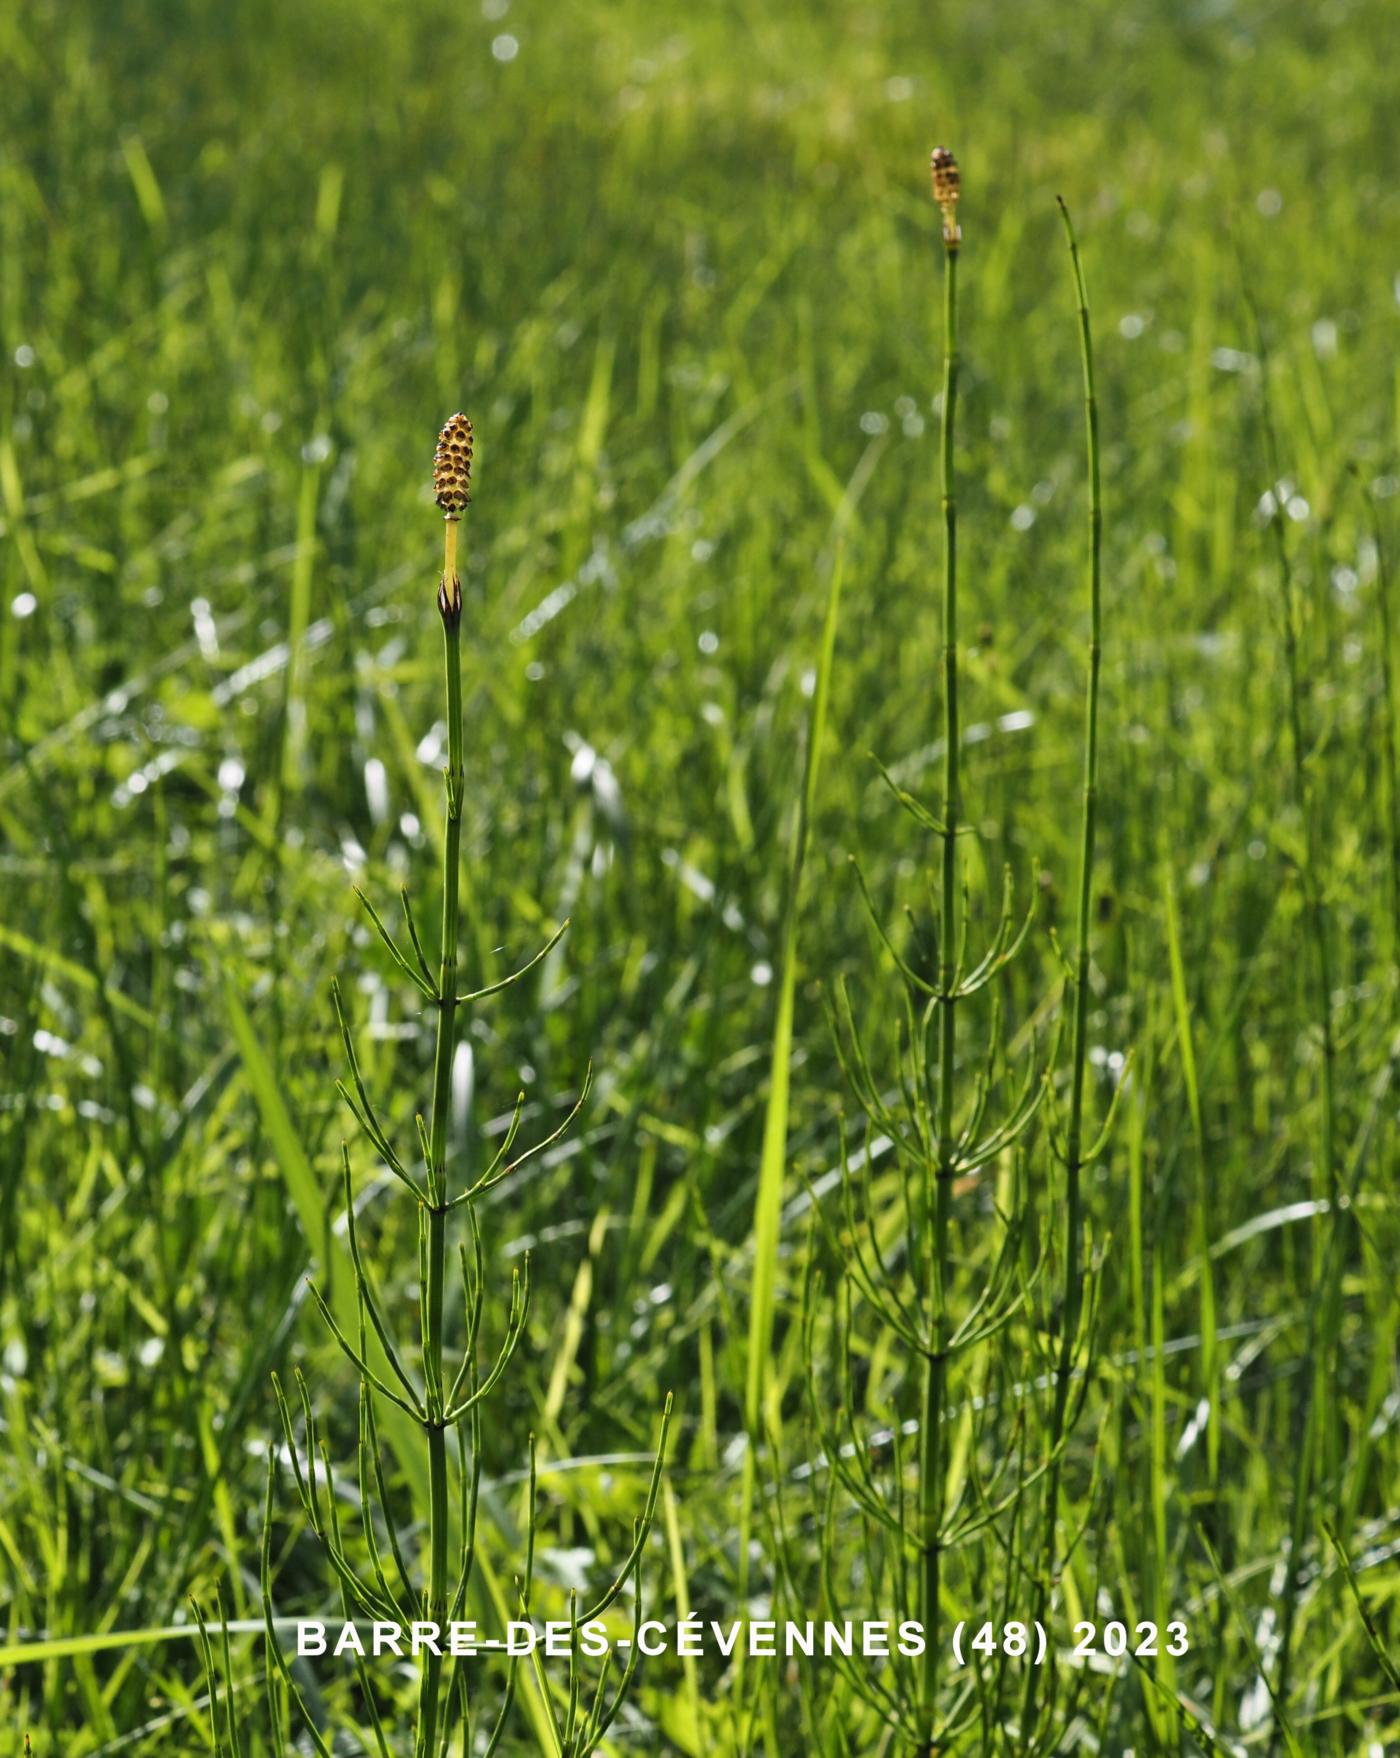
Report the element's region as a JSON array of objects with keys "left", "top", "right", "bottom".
[
  {"left": 419, "top": 413, "right": 472, "bottom": 1756},
  {"left": 920, "top": 140, "right": 963, "bottom": 1728}
]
